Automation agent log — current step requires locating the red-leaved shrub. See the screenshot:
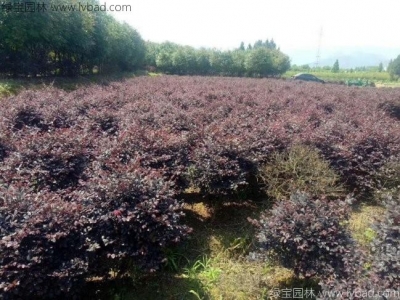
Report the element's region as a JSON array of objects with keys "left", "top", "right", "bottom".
[{"left": 1, "top": 76, "right": 400, "bottom": 297}]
